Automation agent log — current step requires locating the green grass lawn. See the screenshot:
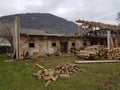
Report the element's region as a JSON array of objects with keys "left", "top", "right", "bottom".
[{"left": 0, "top": 55, "right": 120, "bottom": 90}]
